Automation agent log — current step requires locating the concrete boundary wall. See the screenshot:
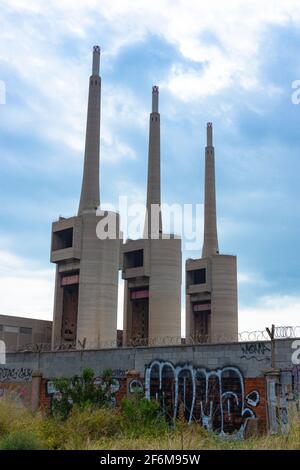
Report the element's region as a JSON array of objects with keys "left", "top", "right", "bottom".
[
  {"left": 0, "top": 338, "right": 298, "bottom": 379},
  {"left": 1, "top": 339, "right": 299, "bottom": 437}
]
